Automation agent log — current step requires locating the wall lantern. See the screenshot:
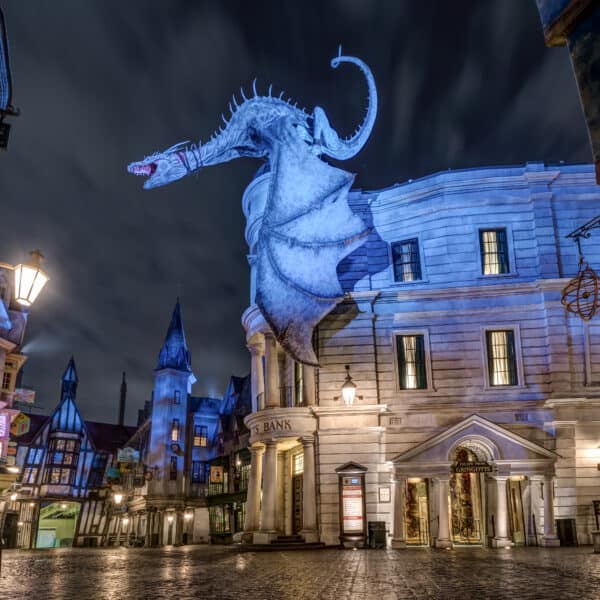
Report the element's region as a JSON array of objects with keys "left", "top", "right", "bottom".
[
  {"left": 113, "top": 493, "right": 123, "bottom": 505},
  {"left": 167, "top": 515, "right": 174, "bottom": 524},
  {"left": 341, "top": 365, "right": 357, "bottom": 406},
  {"left": 13, "top": 250, "right": 49, "bottom": 307},
  {"left": 6, "top": 466, "right": 19, "bottom": 474},
  {"left": 9, "top": 492, "right": 17, "bottom": 501},
  {"left": 184, "top": 511, "right": 193, "bottom": 521},
  {"left": 122, "top": 517, "right": 129, "bottom": 526}
]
